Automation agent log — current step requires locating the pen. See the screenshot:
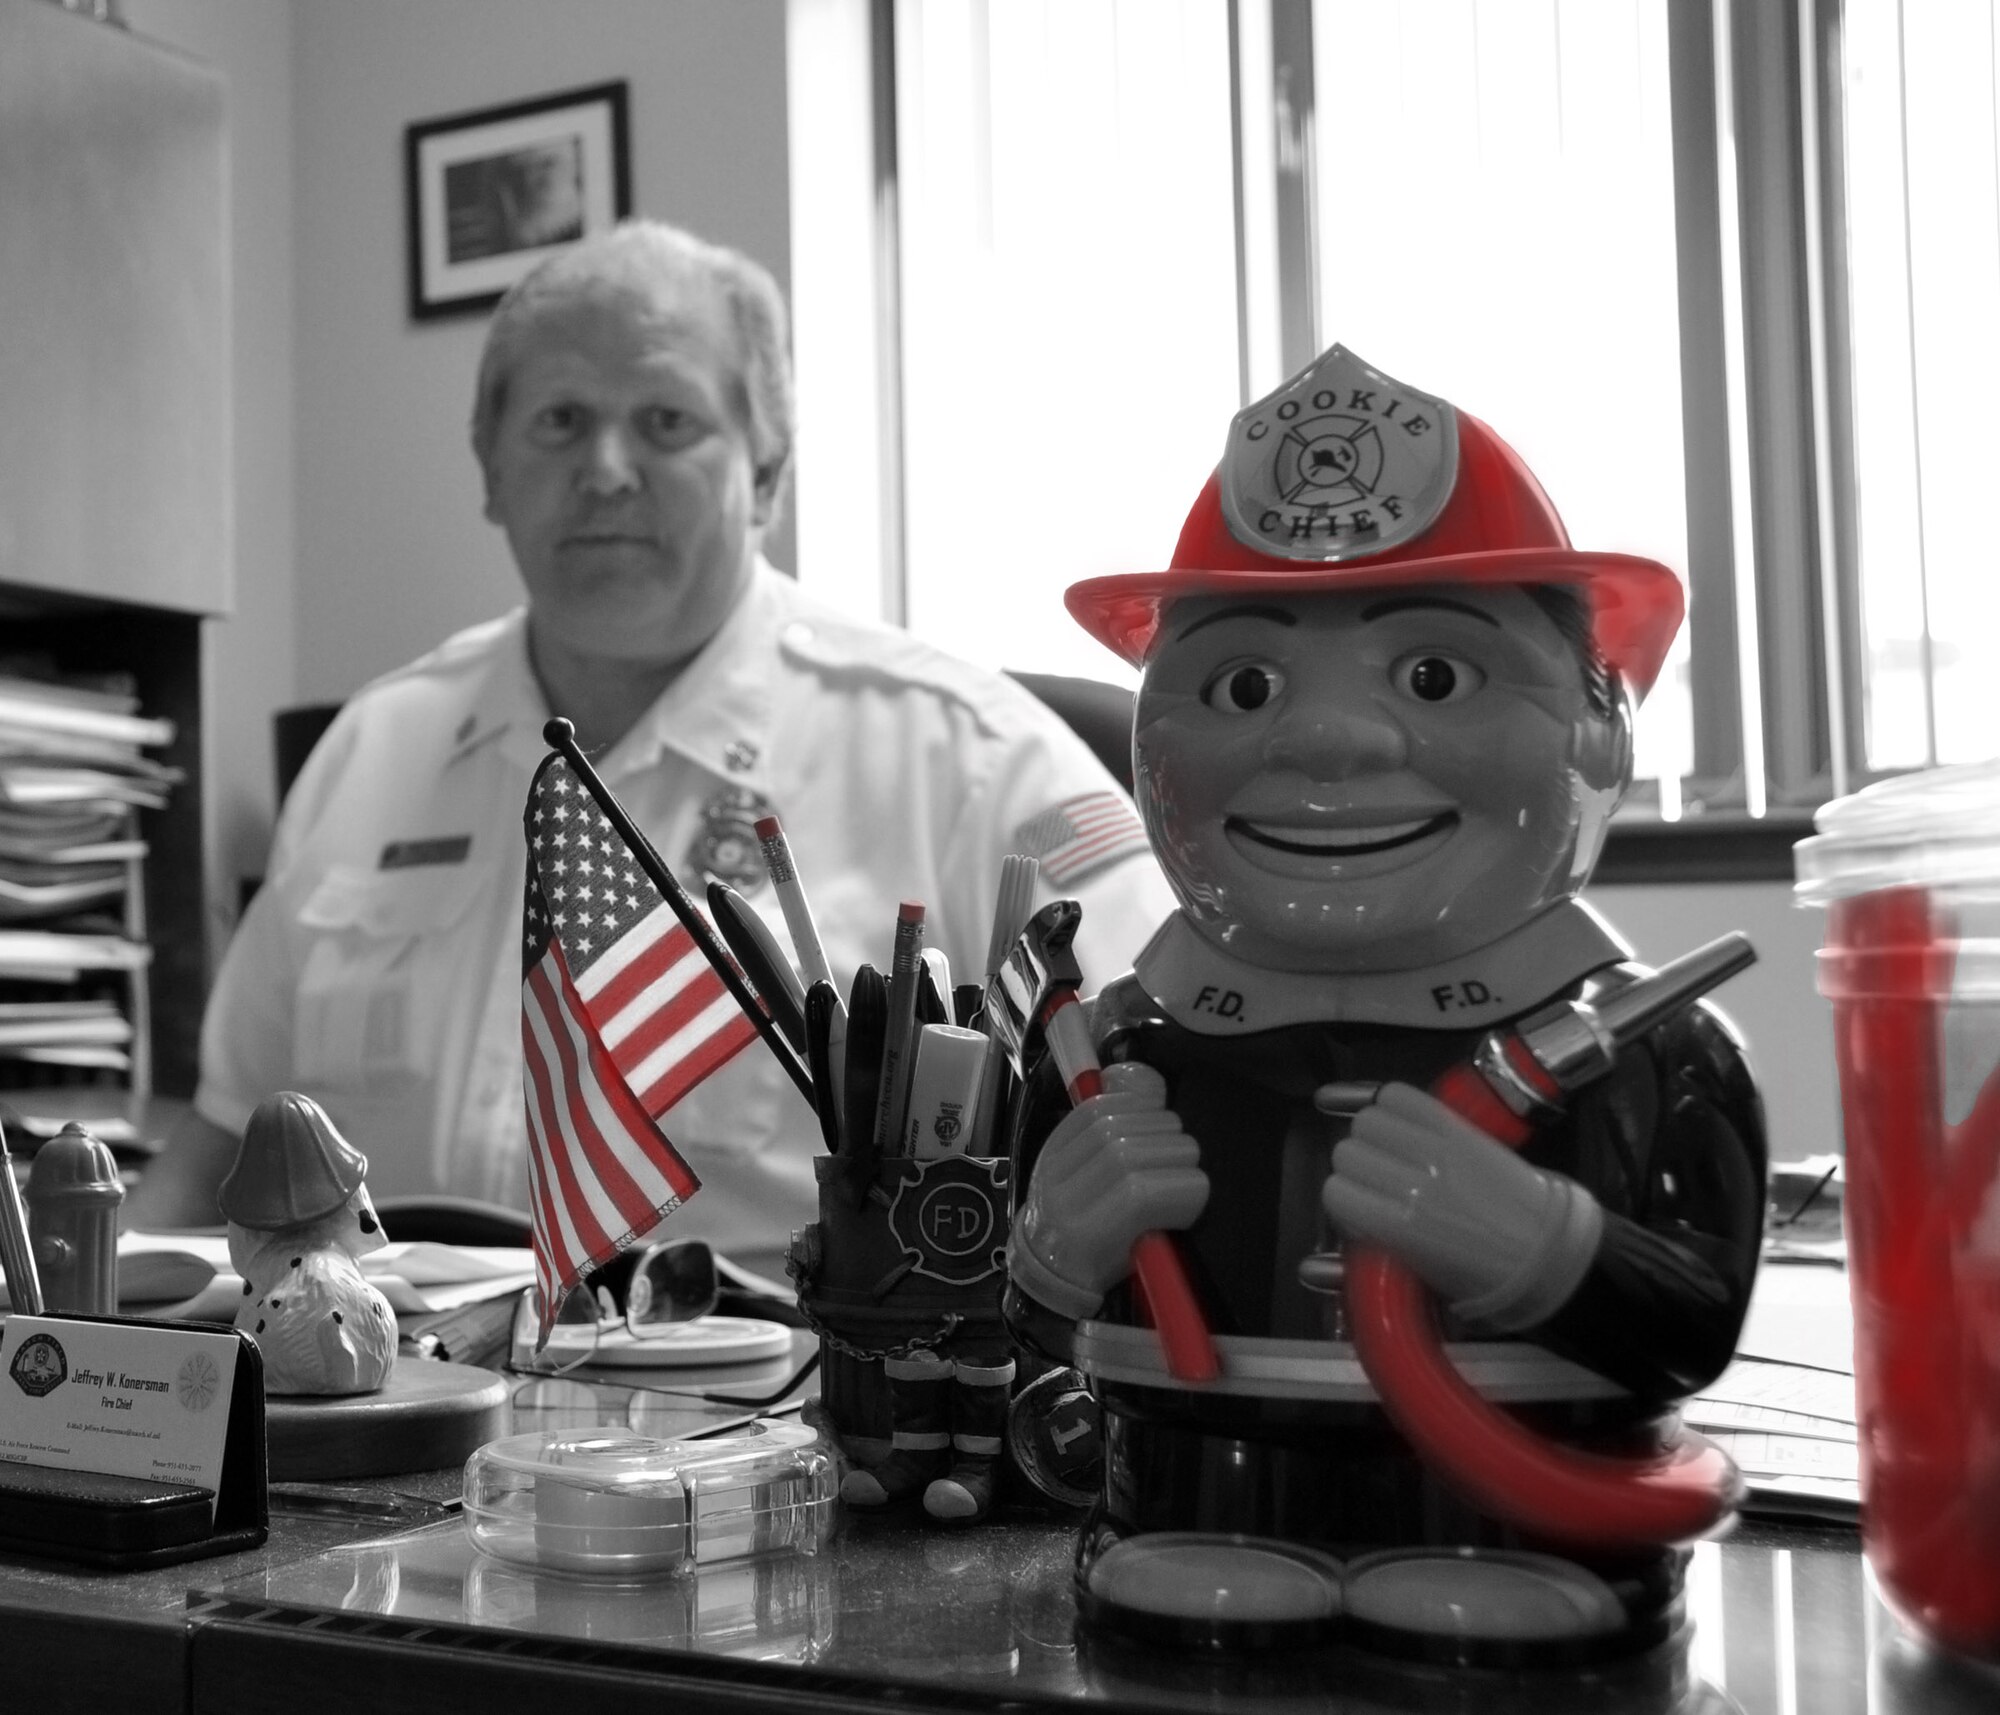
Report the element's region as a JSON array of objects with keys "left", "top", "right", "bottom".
[
  {"left": 754, "top": 815, "right": 835, "bottom": 991},
  {"left": 0, "top": 1121, "right": 42, "bottom": 1316},
  {"left": 707, "top": 880, "right": 808, "bottom": 1054},
  {"left": 825, "top": 993, "right": 848, "bottom": 1115},
  {"left": 918, "top": 947, "right": 952, "bottom": 1026},
  {"left": 267, "top": 1483, "right": 461, "bottom": 1525},
  {"left": 804, "top": 980, "right": 843, "bottom": 1153},
  {"left": 398, "top": 1293, "right": 519, "bottom": 1369},
  {"left": 844, "top": 964, "right": 888, "bottom": 1177},
  {"left": 871, "top": 902, "right": 927, "bottom": 1157}
]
